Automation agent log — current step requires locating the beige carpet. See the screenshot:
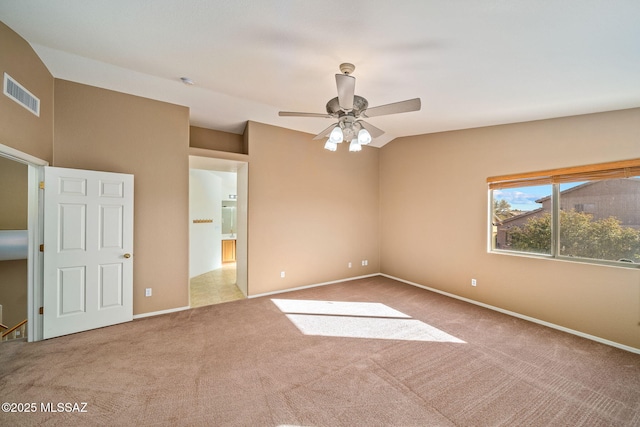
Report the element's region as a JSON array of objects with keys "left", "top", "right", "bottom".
[
  {"left": 189, "top": 262, "right": 244, "bottom": 308},
  {"left": 1, "top": 276, "right": 639, "bottom": 426}
]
